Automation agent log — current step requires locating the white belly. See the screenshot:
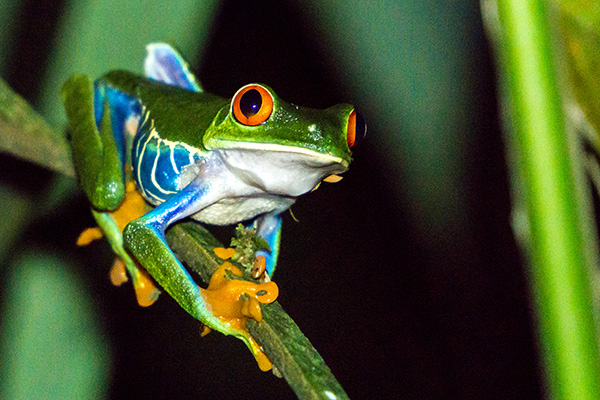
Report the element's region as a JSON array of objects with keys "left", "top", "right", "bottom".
[{"left": 191, "top": 194, "right": 295, "bottom": 225}]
